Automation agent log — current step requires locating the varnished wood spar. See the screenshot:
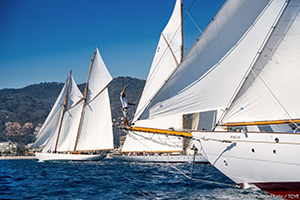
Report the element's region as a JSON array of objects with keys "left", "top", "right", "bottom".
[
  {"left": 161, "top": 32, "right": 179, "bottom": 67},
  {"left": 54, "top": 70, "right": 72, "bottom": 152},
  {"left": 223, "top": 119, "right": 300, "bottom": 127},
  {"left": 182, "top": 114, "right": 186, "bottom": 154},
  {"left": 180, "top": 0, "right": 184, "bottom": 62},
  {"left": 124, "top": 126, "right": 193, "bottom": 138},
  {"left": 73, "top": 49, "right": 97, "bottom": 152}
]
